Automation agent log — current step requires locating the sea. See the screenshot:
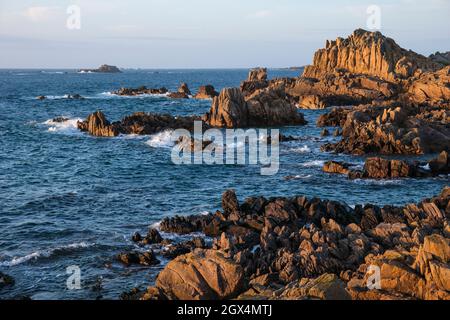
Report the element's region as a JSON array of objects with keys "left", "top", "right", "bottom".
[{"left": 0, "top": 68, "right": 448, "bottom": 299}]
